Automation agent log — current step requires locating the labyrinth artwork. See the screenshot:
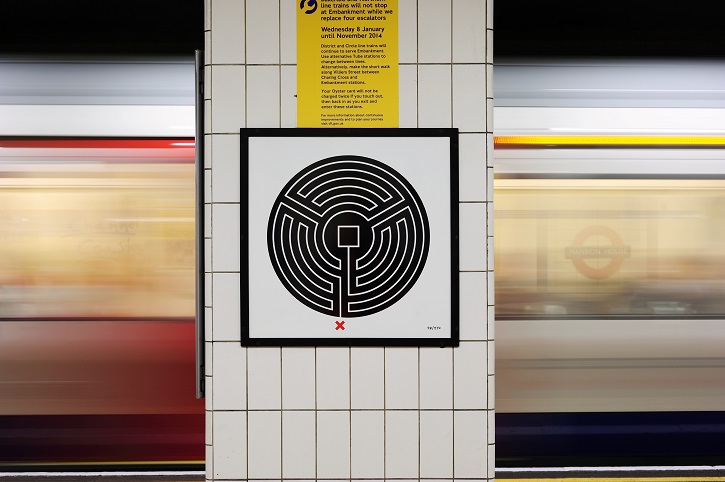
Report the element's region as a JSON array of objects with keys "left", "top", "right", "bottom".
[
  {"left": 267, "top": 155, "right": 430, "bottom": 318},
  {"left": 242, "top": 128, "right": 459, "bottom": 346}
]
